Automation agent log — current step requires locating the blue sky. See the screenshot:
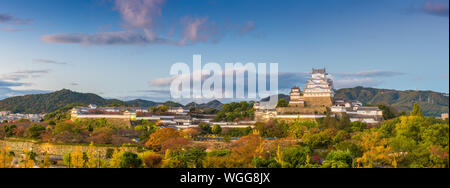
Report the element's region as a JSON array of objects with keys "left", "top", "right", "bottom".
[{"left": 0, "top": 0, "right": 448, "bottom": 102}]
